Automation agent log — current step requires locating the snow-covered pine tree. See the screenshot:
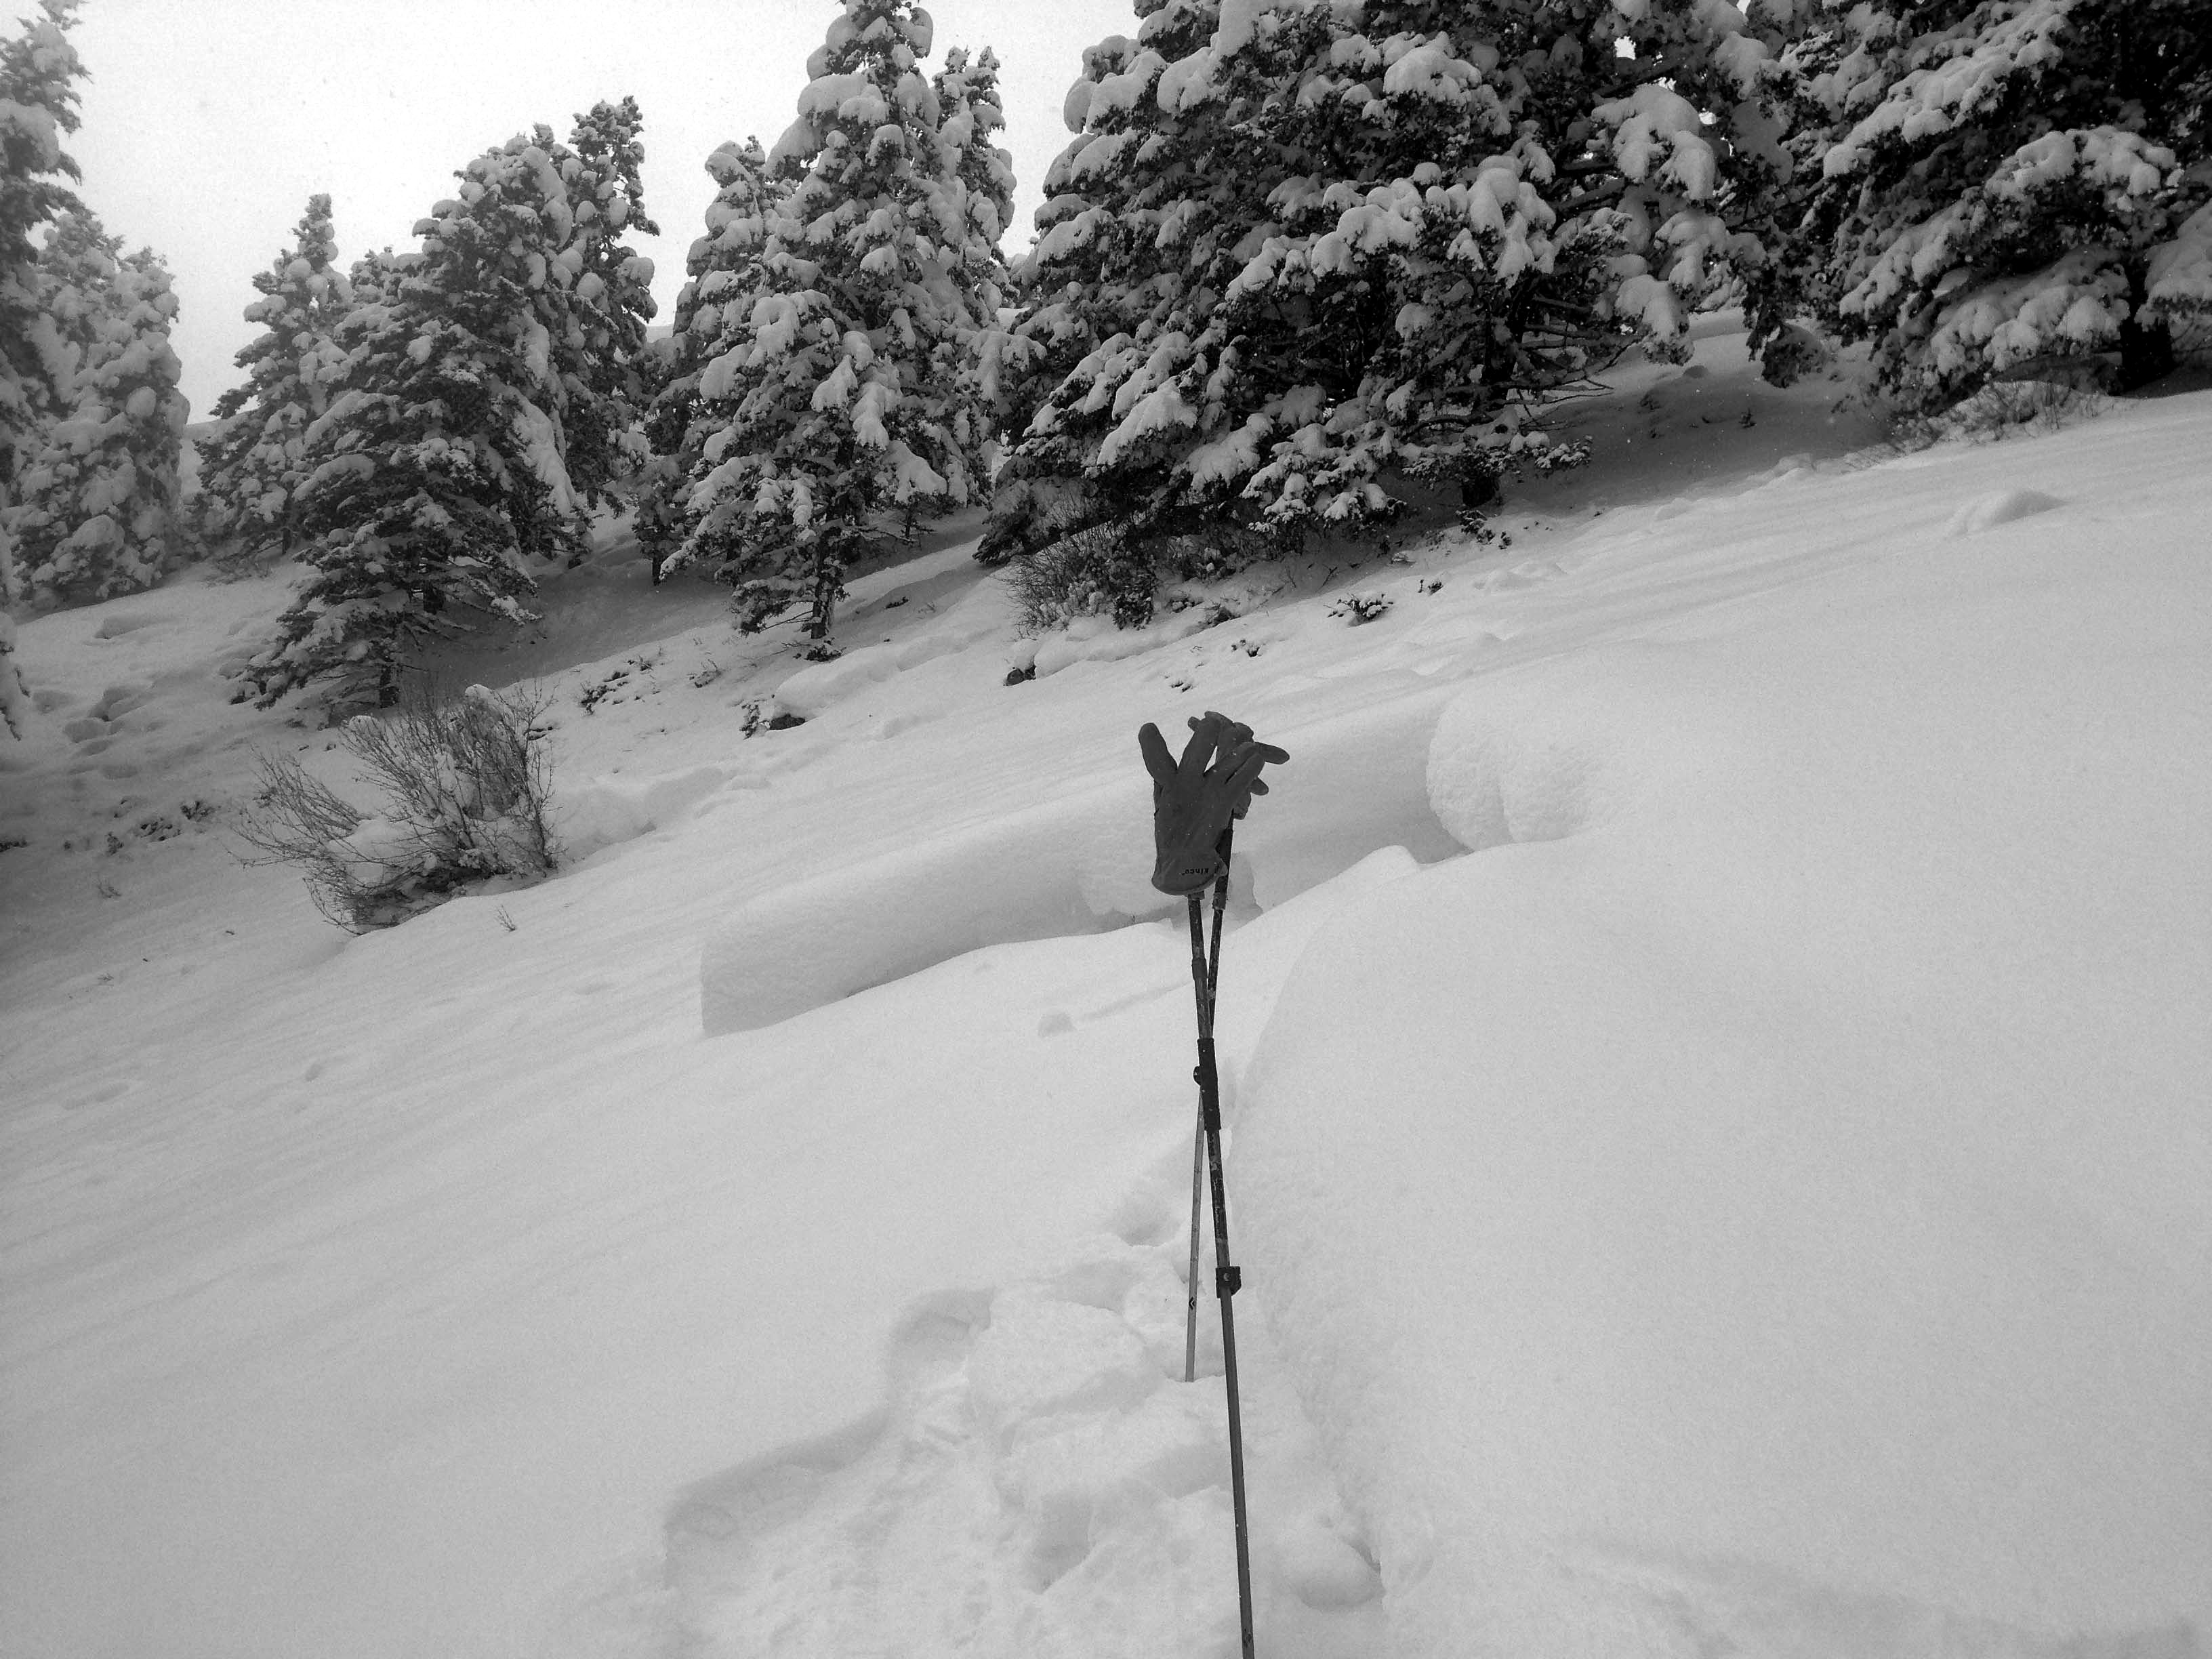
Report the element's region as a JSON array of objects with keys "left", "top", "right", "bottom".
[
  {"left": 930, "top": 45, "right": 1021, "bottom": 455},
  {"left": 197, "top": 193, "right": 352, "bottom": 565},
  {"left": 548, "top": 96, "right": 661, "bottom": 510},
  {"left": 637, "top": 135, "right": 781, "bottom": 582},
  {"left": 661, "top": 0, "right": 1002, "bottom": 647},
  {"left": 993, "top": 0, "right": 1801, "bottom": 592},
  {"left": 1757, "top": 0, "right": 2211, "bottom": 409},
  {"left": 253, "top": 108, "right": 659, "bottom": 709},
  {"left": 0, "top": 0, "right": 80, "bottom": 483},
  {"left": 3, "top": 212, "right": 190, "bottom": 605},
  {"left": 0, "top": 0, "right": 86, "bottom": 734}
]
